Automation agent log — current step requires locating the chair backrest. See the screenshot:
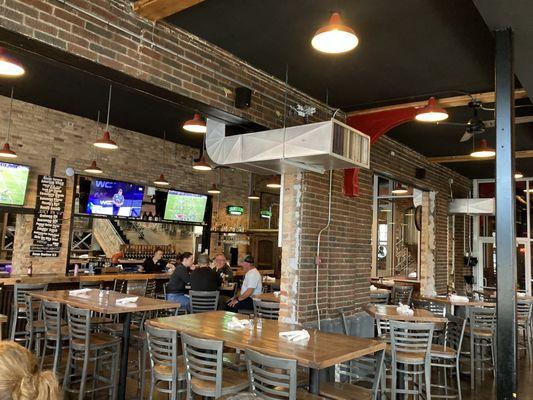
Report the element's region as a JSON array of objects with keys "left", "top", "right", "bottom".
[
  {"left": 253, "top": 299, "right": 279, "bottom": 320},
  {"left": 190, "top": 291, "right": 219, "bottom": 314},
  {"left": 376, "top": 317, "right": 391, "bottom": 340},
  {"left": 443, "top": 314, "right": 466, "bottom": 354},
  {"left": 66, "top": 305, "right": 92, "bottom": 349},
  {"left": 370, "top": 292, "right": 389, "bottom": 304},
  {"left": 517, "top": 300, "right": 532, "bottom": 321},
  {"left": 427, "top": 301, "right": 446, "bottom": 317},
  {"left": 391, "top": 285, "right": 413, "bottom": 306},
  {"left": 23, "top": 294, "right": 41, "bottom": 327},
  {"left": 145, "top": 279, "right": 157, "bottom": 298},
  {"left": 145, "top": 322, "right": 180, "bottom": 379},
  {"left": 389, "top": 320, "right": 434, "bottom": 364},
  {"left": 42, "top": 300, "right": 63, "bottom": 338},
  {"left": 245, "top": 348, "right": 297, "bottom": 400},
  {"left": 14, "top": 283, "right": 47, "bottom": 307},
  {"left": 127, "top": 279, "right": 148, "bottom": 296},
  {"left": 79, "top": 281, "right": 102, "bottom": 290},
  {"left": 113, "top": 279, "right": 128, "bottom": 293},
  {"left": 181, "top": 332, "right": 224, "bottom": 397},
  {"left": 468, "top": 307, "right": 496, "bottom": 334}
]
